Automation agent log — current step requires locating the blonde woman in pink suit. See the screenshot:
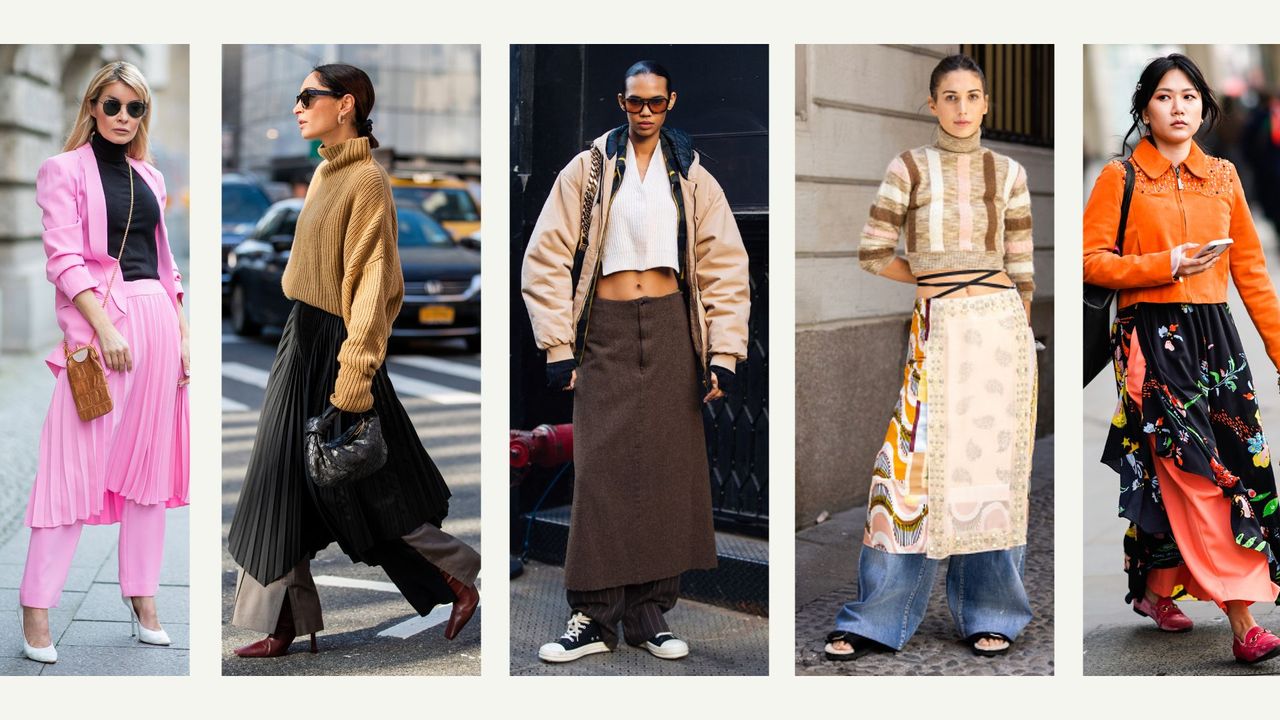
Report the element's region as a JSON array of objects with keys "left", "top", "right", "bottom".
[{"left": 16, "top": 61, "right": 189, "bottom": 664}]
